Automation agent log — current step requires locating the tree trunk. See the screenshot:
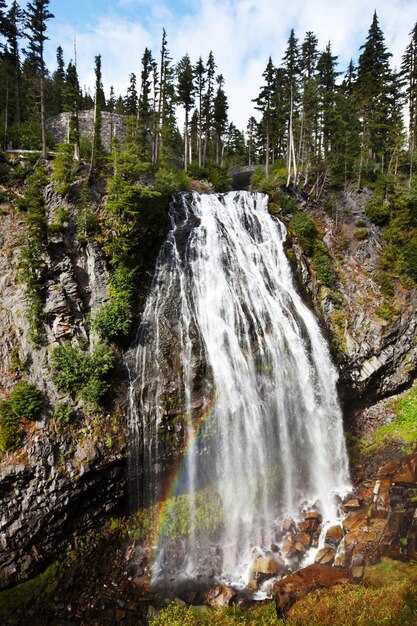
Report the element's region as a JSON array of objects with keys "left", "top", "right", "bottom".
[
  {"left": 184, "top": 110, "right": 189, "bottom": 172},
  {"left": 89, "top": 98, "right": 98, "bottom": 179},
  {"left": 265, "top": 119, "right": 270, "bottom": 179},
  {"left": 40, "top": 55, "right": 47, "bottom": 160}
]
